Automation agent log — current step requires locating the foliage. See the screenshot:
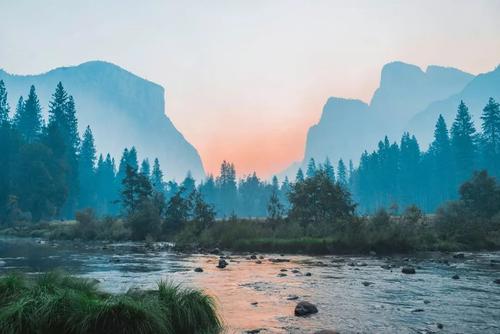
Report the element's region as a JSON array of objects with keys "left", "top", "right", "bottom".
[{"left": 0, "top": 272, "right": 221, "bottom": 334}]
